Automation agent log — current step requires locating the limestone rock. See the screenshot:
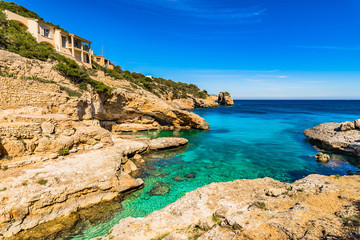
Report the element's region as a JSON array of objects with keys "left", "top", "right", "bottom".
[
  {"left": 315, "top": 152, "right": 331, "bottom": 163},
  {"left": 265, "top": 188, "right": 285, "bottom": 197},
  {"left": 0, "top": 139, "right": 146, "bottom": 238},
  {"left": 1, "top": 139, "right": 26, "bottom": 157},
  {"left": 123, "top": 160, "right": 137, "bottom": 174},
  {"left": 354, "top": 119, "right": 360, "bottom": 129},
  {"left": 217, "top": 92, "right": 234, "bottom": 106},
  {"left": 149, "top": 137, "right": 188, "bottom": 150},
  {"left": 304, "top": 121, "right": 360, "bottom": 157},
  {"left": 40, "top": 121, "right": 55, "bottom": 135},
  {"left": 133, "top": 154, "right": 142, "bottom": 161},
  {"left": 340, "top": 121, "right": 355, "bottom": 131},
  {"left": 97, "top": 175, "right": 360, "bottom": 240}
]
